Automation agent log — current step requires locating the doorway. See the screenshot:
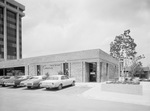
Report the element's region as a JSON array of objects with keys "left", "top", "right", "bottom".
[
  {"left": 63, "top": 63, "right": 69, "bottom": 76},
  {"left": 85, "top": 62, "right": 97, "bottom": 82}
]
